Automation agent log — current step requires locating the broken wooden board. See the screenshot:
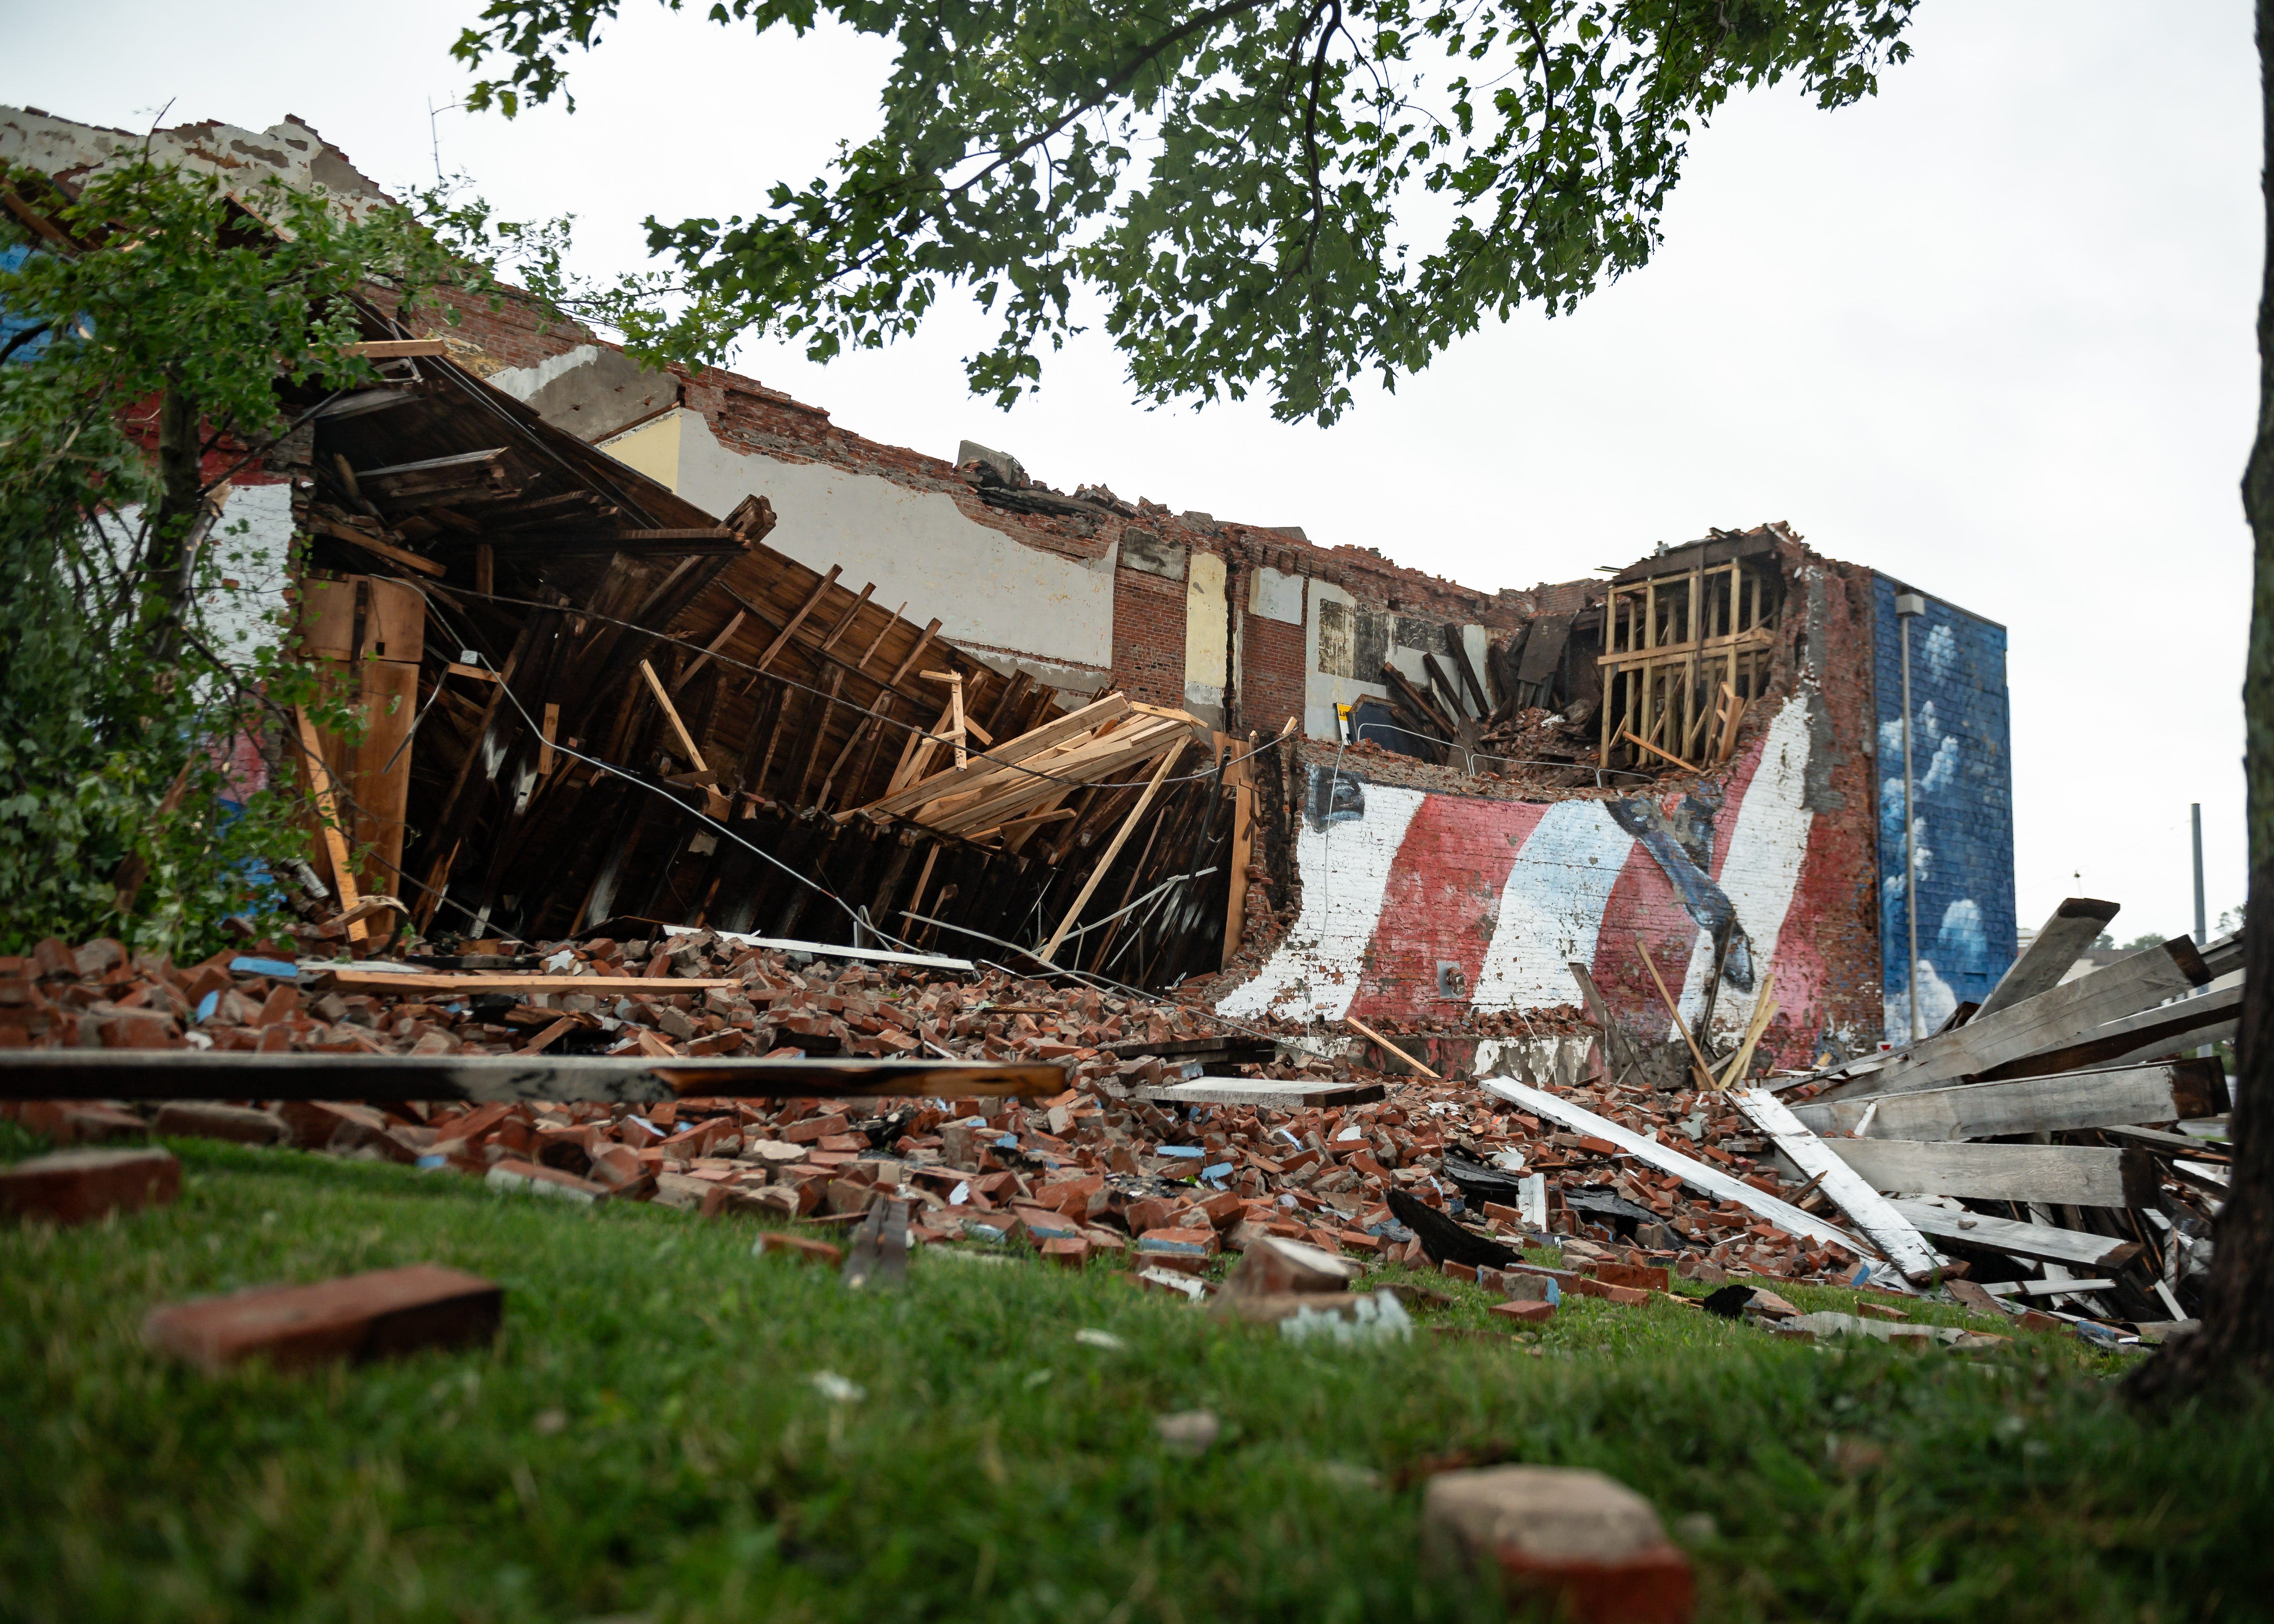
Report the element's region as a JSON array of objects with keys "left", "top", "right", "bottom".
[
  {"left": 1736, "top": 1087, "right": 1941, "bottom": 1284},
  {"left": 300, "top": 970, "right": 738, "bottom": 996},
  {"left": 0, "top": 1052, "right": 1068, "bottom": 1102},
  {"left": 1481, "top": 1078, "right": 1885, "bottom": 1275},
  {"left": 1810, "top": 936, "right": 2213, "bottom": 1104},
  {"left": 1791, "top": 1058, "right": 2227, "bottom": 1142},
  {"left": 1889, "top": 1199, "right": 2142, "bottom": 1271},
  {"left": 1825, "top": 1138, "right": 2156, "bottom": 1208},
  {"left": 1973, "top": 897, "right": 2120, "bottom": 1021},
  {"left": 2102, "top": 1122, "right": 2232, "bottom": 1160},
  {"left": 659, "top": 924, "right": 974, "bottom": 974},
  {"left": 1977, "top": 976, "right": 2240, "bottom": 1082},
  {"left": 1132, "top": 1078, "right": 1386, "bottom": 1109},
  {"left": 1103, "top": 1034, "right": 1281, "bottom": 1066}
]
